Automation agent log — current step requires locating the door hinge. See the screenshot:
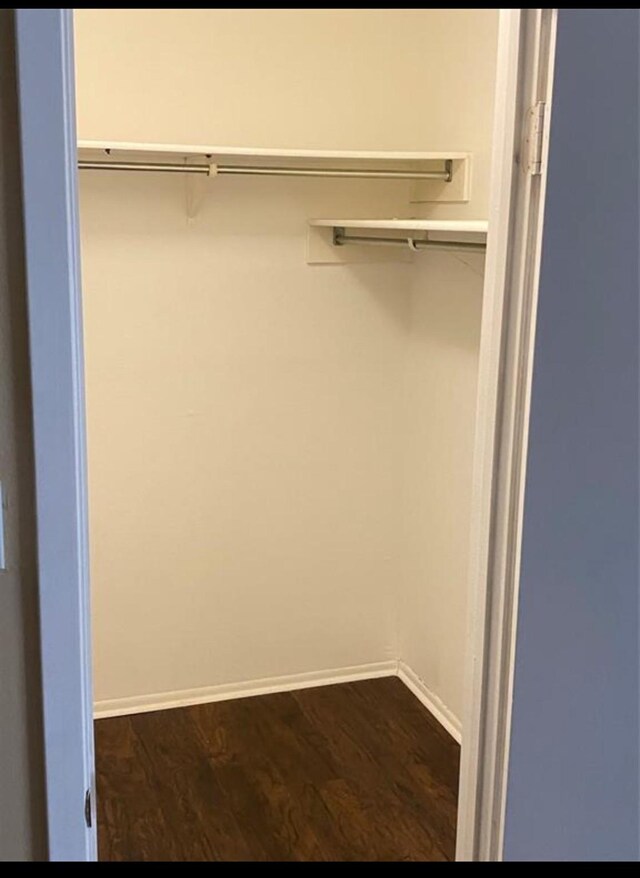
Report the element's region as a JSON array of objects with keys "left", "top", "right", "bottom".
[
  {"left": 525, "top": 101, "right": 546, "bottom": 176},
  {"left": 84, "top": 788, "right": 92, "bottom": 828}
]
